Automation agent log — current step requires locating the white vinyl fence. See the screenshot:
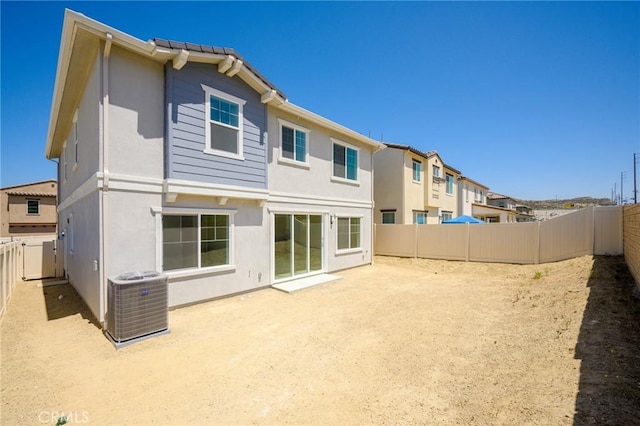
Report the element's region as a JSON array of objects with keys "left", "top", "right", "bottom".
[
  {"left": 0, "top": 241, "right": 21, "bottom": 320},
  {"left": 375, "top": 206, "right": 623, "bottom": 265}
]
